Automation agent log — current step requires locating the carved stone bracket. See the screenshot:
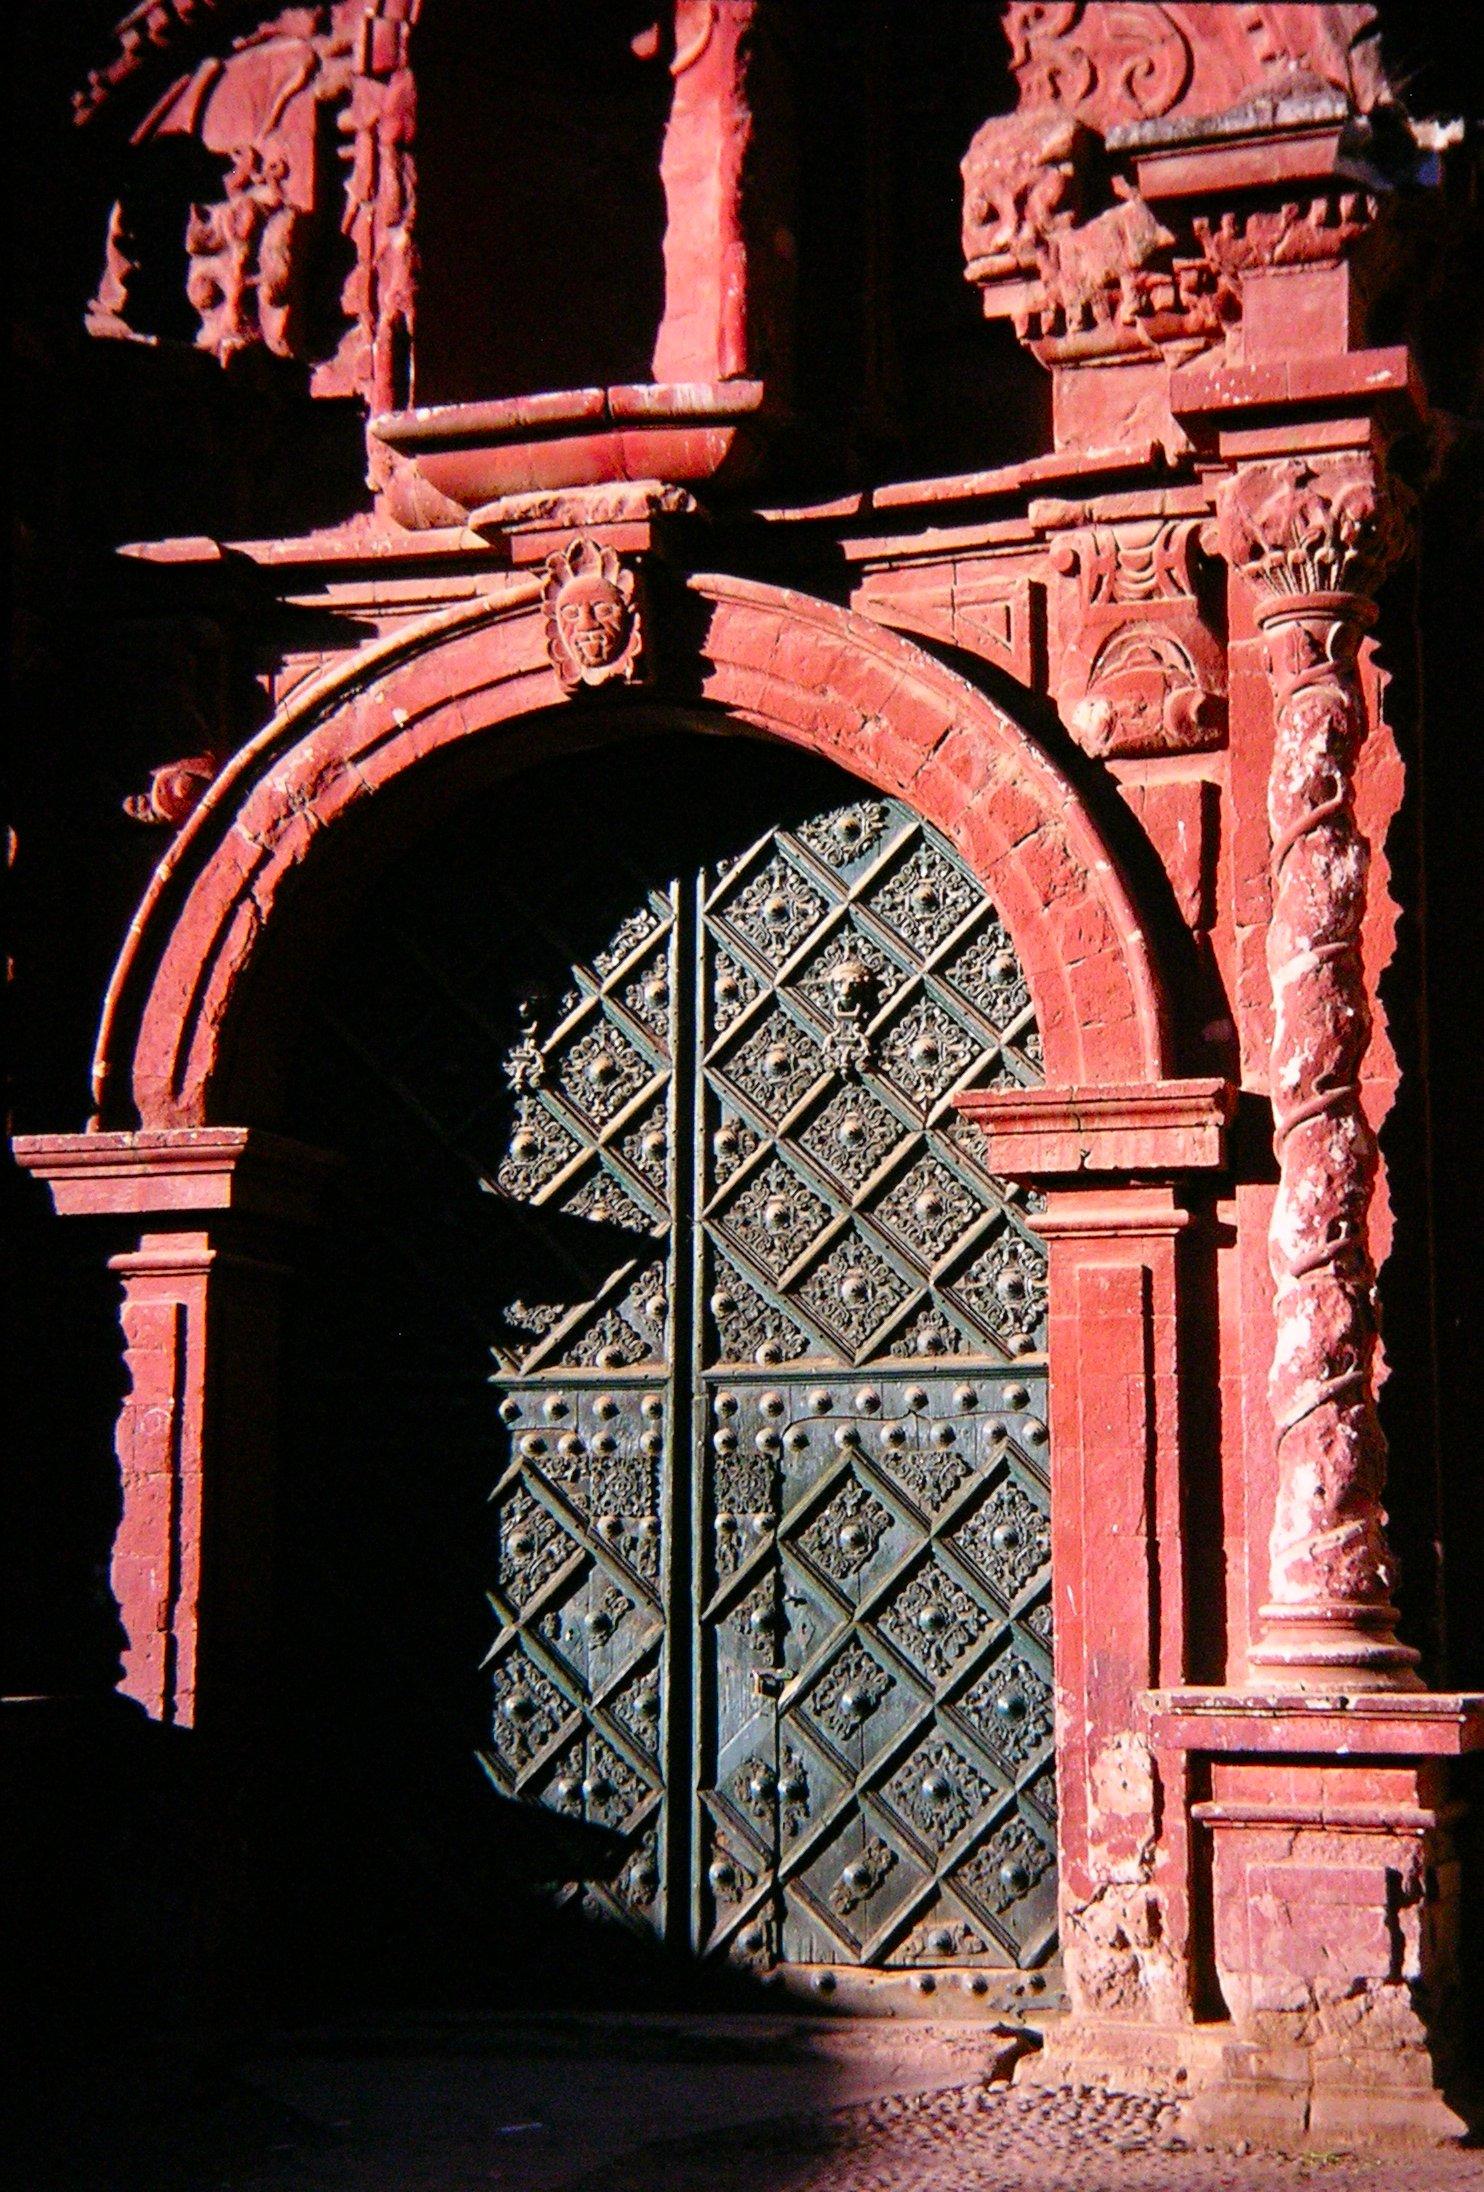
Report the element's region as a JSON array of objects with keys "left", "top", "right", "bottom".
[
  {"left": 1038, "top": 502, "right": 1225, "bottom": 756},
  {"left": 1218, "top": 454, "right": 1417, "bottom": 1689}
]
